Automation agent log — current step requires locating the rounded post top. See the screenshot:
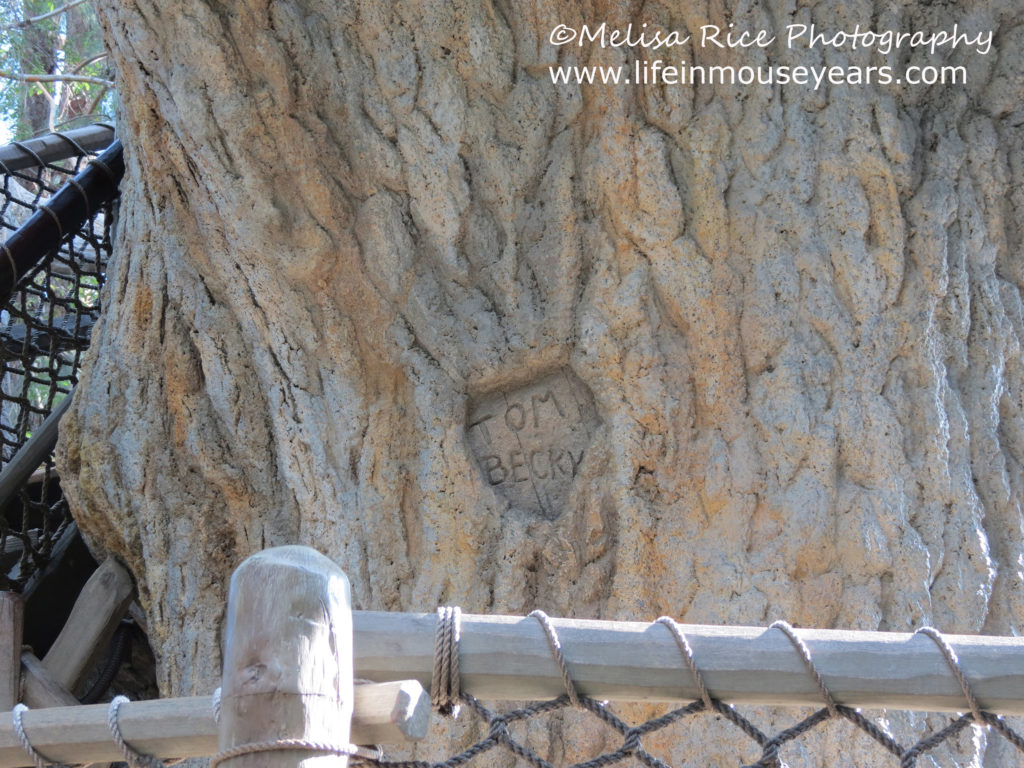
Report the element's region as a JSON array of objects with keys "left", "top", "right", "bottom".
[{"left": 232, "top": 546, "right": 347, "bottom": 579}]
